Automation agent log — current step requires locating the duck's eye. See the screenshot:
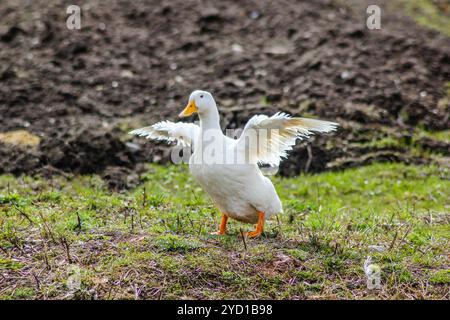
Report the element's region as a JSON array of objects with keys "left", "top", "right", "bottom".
[{"left": 200, "top": 95, "right": 204, "bottom": 98}]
